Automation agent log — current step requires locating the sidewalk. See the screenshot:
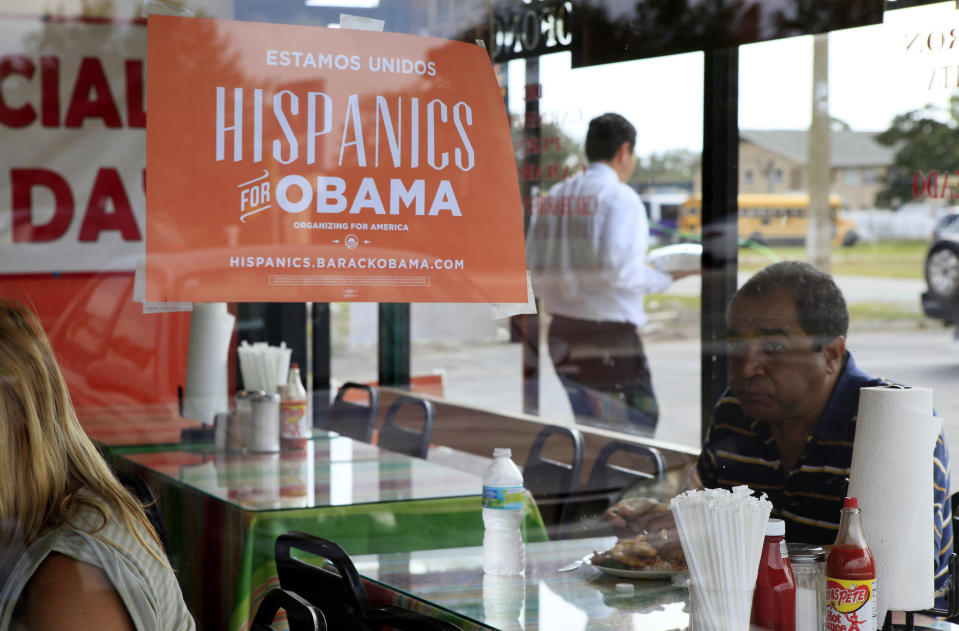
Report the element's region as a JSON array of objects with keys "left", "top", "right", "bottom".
[{"left": 666, "top": 273, "right": 925, "bottom": 305}]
